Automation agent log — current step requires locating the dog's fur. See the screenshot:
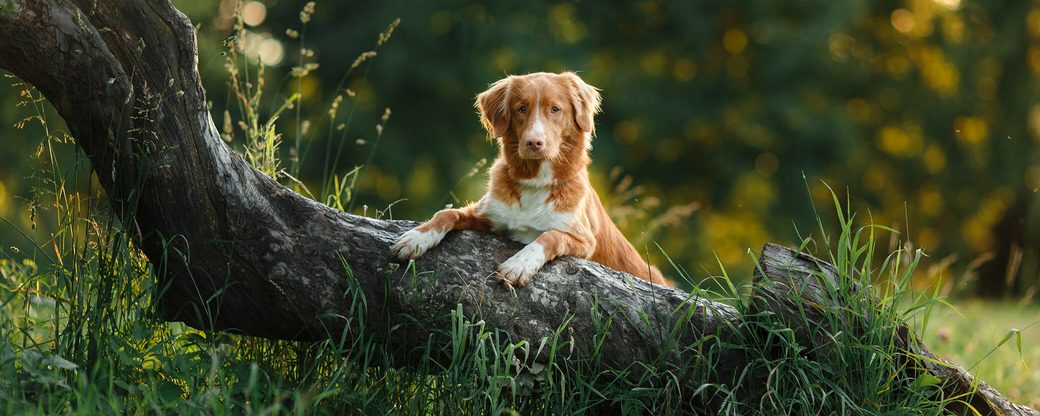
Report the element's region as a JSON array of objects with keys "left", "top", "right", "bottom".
[{"left": 391, "top": 72, "right": 668, "bottom": 287}]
